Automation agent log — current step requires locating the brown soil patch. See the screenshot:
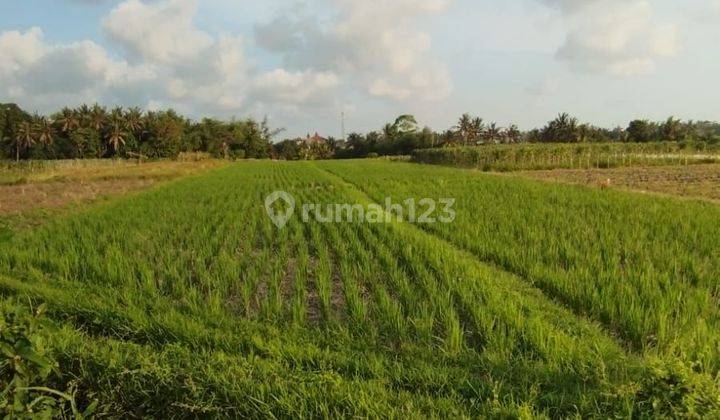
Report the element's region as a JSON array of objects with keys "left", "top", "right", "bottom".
[
  {"left": 0, "top": 160, "right": 226, "bottom": 216},
  {"left": 516, "top": 164, "right": 720, "bottom": 203}
]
